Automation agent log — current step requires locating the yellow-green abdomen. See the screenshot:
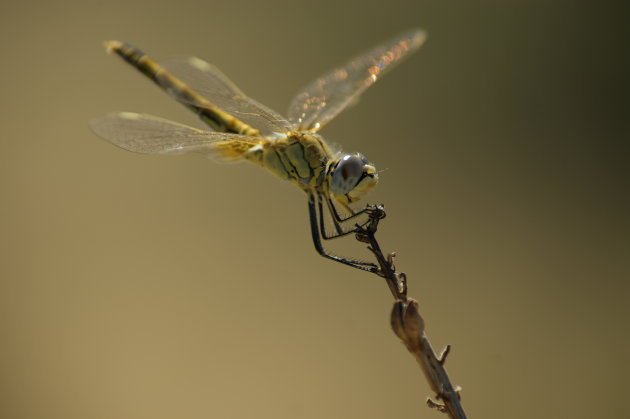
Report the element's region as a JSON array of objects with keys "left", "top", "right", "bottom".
[{"left": 103, "top": 40, "right": 260, "bottom": 136}]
